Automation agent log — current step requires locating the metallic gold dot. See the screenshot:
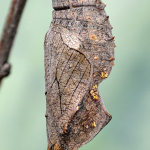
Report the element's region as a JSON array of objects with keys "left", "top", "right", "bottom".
[
  {"left": 93, "top": 85, "right": 98, "bottom": 89},
  {"left": 101, "top": 72, "right": 108, "bottom": 78},
  {"left": 92, "top": 93, "right": 96, "bottom": 96},
  {"left": 91, "top": 122, "right": 96, "bottom": 128},
  {"left": 86, "top": 16, "right": 91, "bottom": 20},
  {"left": 93, "top": 72, "right": 97, "bottom": 77},
  {"left": 90, "top": 90, "right": 94, "bottom": 95},
  {"left": 94, "top": 56, "right": 98, "bottom": 60},
  {"left": 93, "top": 95, "right": 98, "bottom": 100},
  {"left": 90, "top": 35, "right": 98, "bottom": 40},
  {"left": 73, "top": 28, "right": 76, "bottom": 31}
]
